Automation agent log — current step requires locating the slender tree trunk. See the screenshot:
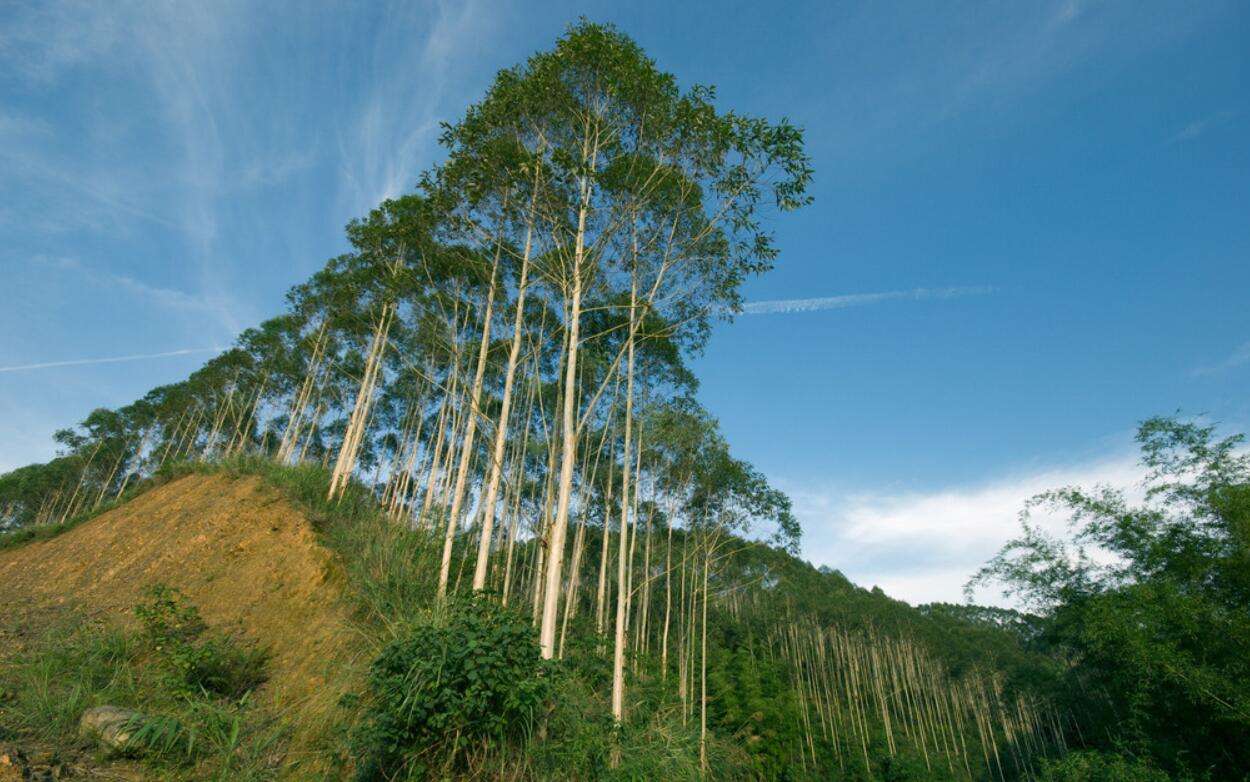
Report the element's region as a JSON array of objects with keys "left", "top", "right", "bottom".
[
  {"left": 473, "top": 189, "right": 537, "bottom": 590},
  {"left": 624, "top": 438, "right": 643, "bottom": 674},
  {"left": 329, "top": 303, "right": 393, "bottom": 499},
  {"left": 501, "top": 379, "right": 536, "bottom": 607},
  {"left": 156, "top": 405, "right": 192, "bottom": 471},
  {"left": 636, "top": 506, "right": 653, "bottom": 660},
  {"left": 420, "top": 374, "right": 455, "bottom": 521},
  {"left": 538, "top": 128, "right": 598, "bottom": 659},
  {"left": 279, "top": 321, "right": 327, "bottom": 462},
  {"left": 558, "top": 506, "right": 587, "bottom": 658},
  {"left": 531, "top": 428, "right": 559, "bottom": 624},
  {"left": 594, "top": 458, "right": 615, "bottom": 634},
  {"left": 661, "top": 521, "right": 674, "bottom": 681},
  {"left": 59, "top": 440, "right": 104, "bottom": 525},
  {"left": 610, "top": 275, "right": 638, "bottom": 728},
  {"left": 115, "top": 427, "right": 153, "bottom": 499},
  {"left": 440, "top": 237, "right": 503, "bottom": 598},
  {"left": 699, "top": 542, "right": 710, "bottom": 773}
]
